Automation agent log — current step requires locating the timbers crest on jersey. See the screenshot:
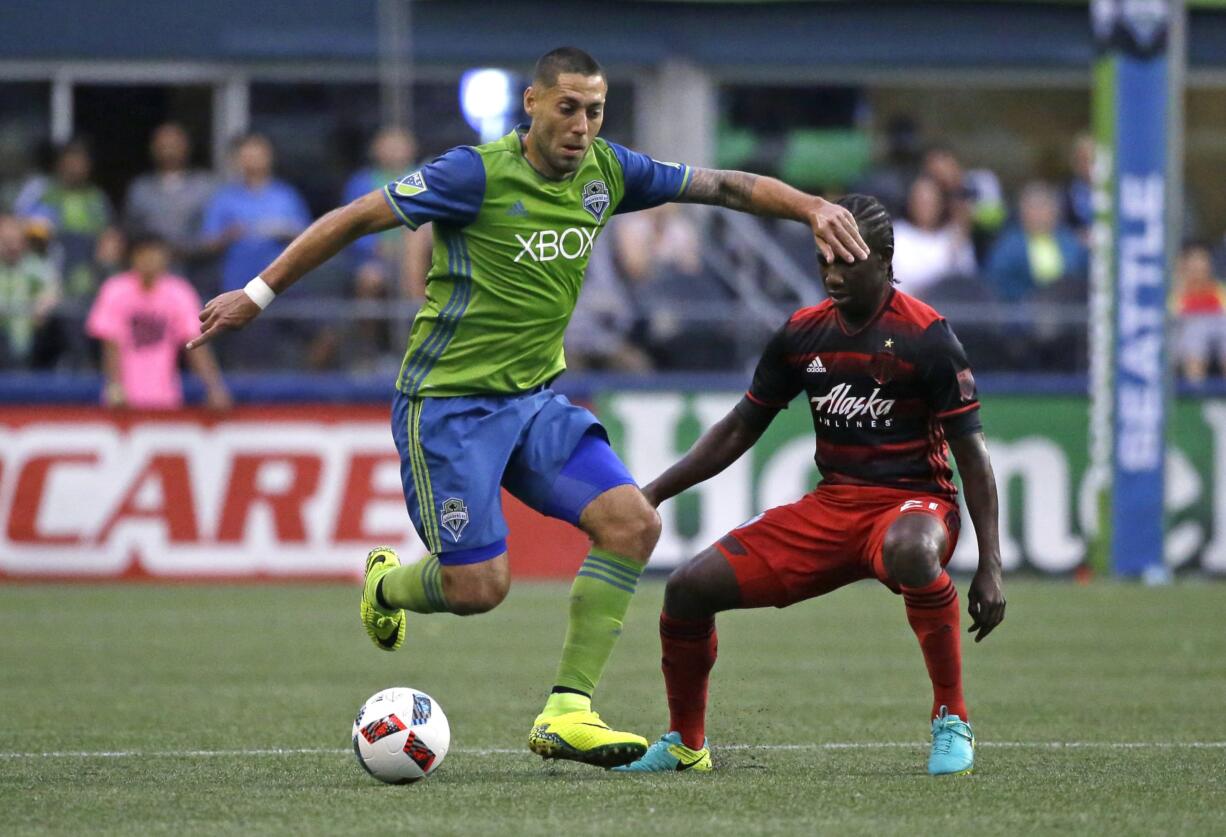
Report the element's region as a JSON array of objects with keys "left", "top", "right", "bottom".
[
  {"left": 582, "top": 179, "right": 610, "bottom": 222},
  {"left": 869, "top": 341, "right": 899, "bottom": 385}
]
